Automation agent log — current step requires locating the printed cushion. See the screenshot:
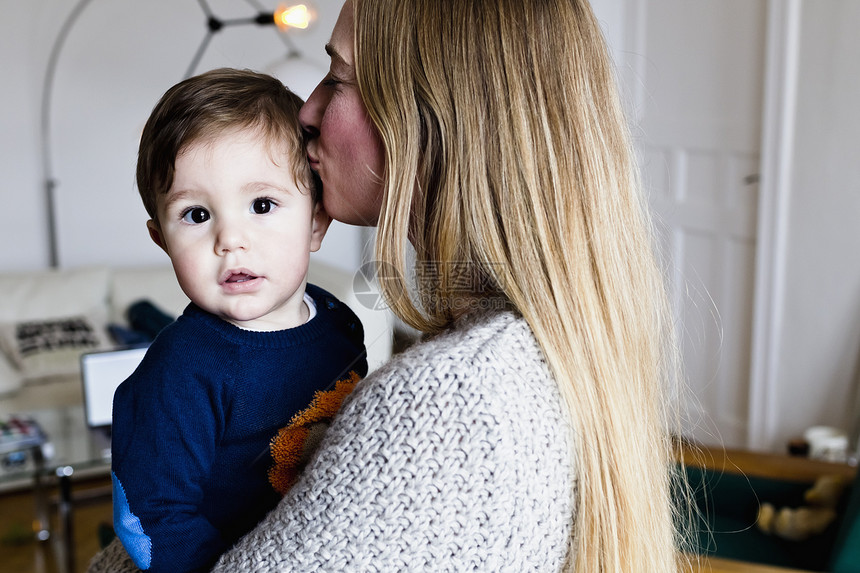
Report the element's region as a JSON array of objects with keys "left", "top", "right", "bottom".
[{"left": 0, "top": 313, "right": 111, "bottom": 380}]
